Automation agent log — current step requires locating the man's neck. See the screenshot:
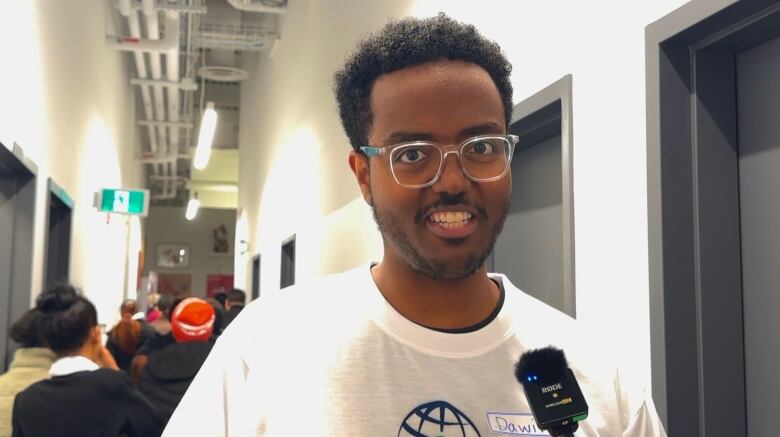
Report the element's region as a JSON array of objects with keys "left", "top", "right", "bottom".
[
  {"left": 371, "top": 255, "right": 500, "bottom": 330},
  {"left": 59, "top": 345, "right": 98, "bottom": 364}
]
